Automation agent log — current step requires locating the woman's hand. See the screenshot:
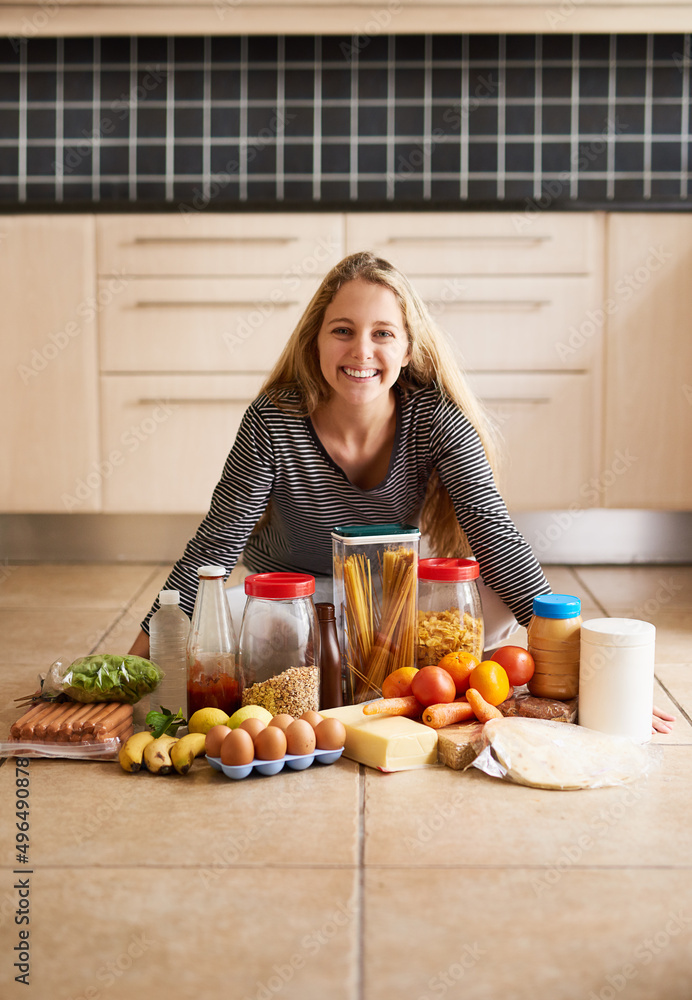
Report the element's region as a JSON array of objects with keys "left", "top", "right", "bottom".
[
  {"left": 652, "top": 705, "right": 676, "bottom": 735},
  {"left": 128, "top": 629, "right": 150, "bottom": 660}
]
